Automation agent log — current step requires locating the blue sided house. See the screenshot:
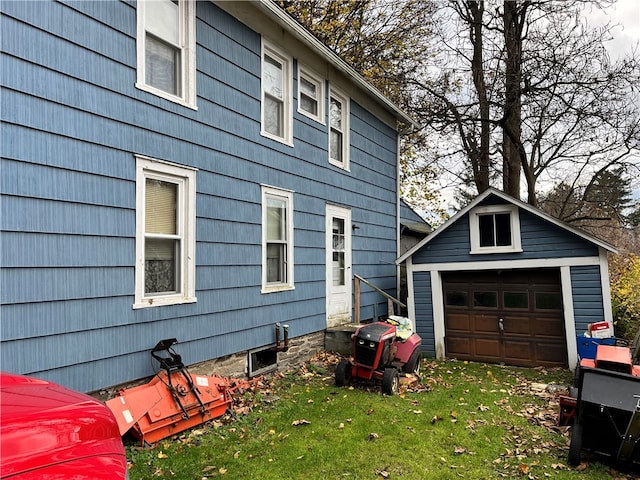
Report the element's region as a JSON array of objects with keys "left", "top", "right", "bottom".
[
  {"left": 397, "top": 188, "right": 617, "bottom": 370},
  {"left": 0, "top": 0, "right": 416, "bottom": 393}
]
